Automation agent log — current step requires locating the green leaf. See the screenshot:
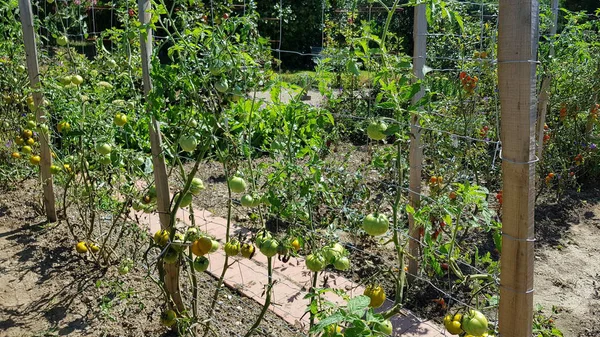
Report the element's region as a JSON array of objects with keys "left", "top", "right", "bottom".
[
  {"left": 346, "top": 60, "right": 360, "bottom": 76},
  {"left": 406, "top": 204, "right": 415, "bottom": 214},
  {"left": 347, "top": 295, "right": 371, "bottom": 316},
  {"left": 309, "top": 312, "right": 345, "bottom": 333}
]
